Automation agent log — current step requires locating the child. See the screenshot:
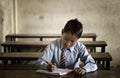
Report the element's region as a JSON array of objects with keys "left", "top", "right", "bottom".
[{"left": 37, "top": 19, "right": 97, "bottom": 75}]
